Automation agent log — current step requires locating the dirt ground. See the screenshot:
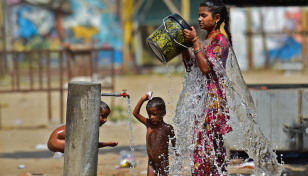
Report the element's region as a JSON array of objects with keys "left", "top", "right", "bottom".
[{"left": 1, "top": 71, "right": 308, "bottom": 176}]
